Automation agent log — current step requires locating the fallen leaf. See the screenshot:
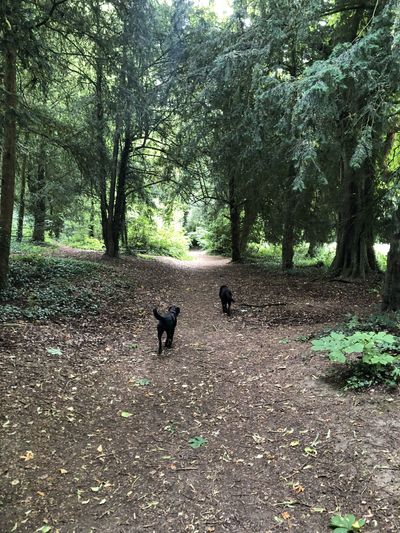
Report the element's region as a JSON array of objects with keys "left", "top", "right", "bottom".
[
  {"left": 20, "top": 450, "right": 34, "bottom": 461},
  {"left": 47, "top": 347, "right": 62, "bottom": 356}
]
